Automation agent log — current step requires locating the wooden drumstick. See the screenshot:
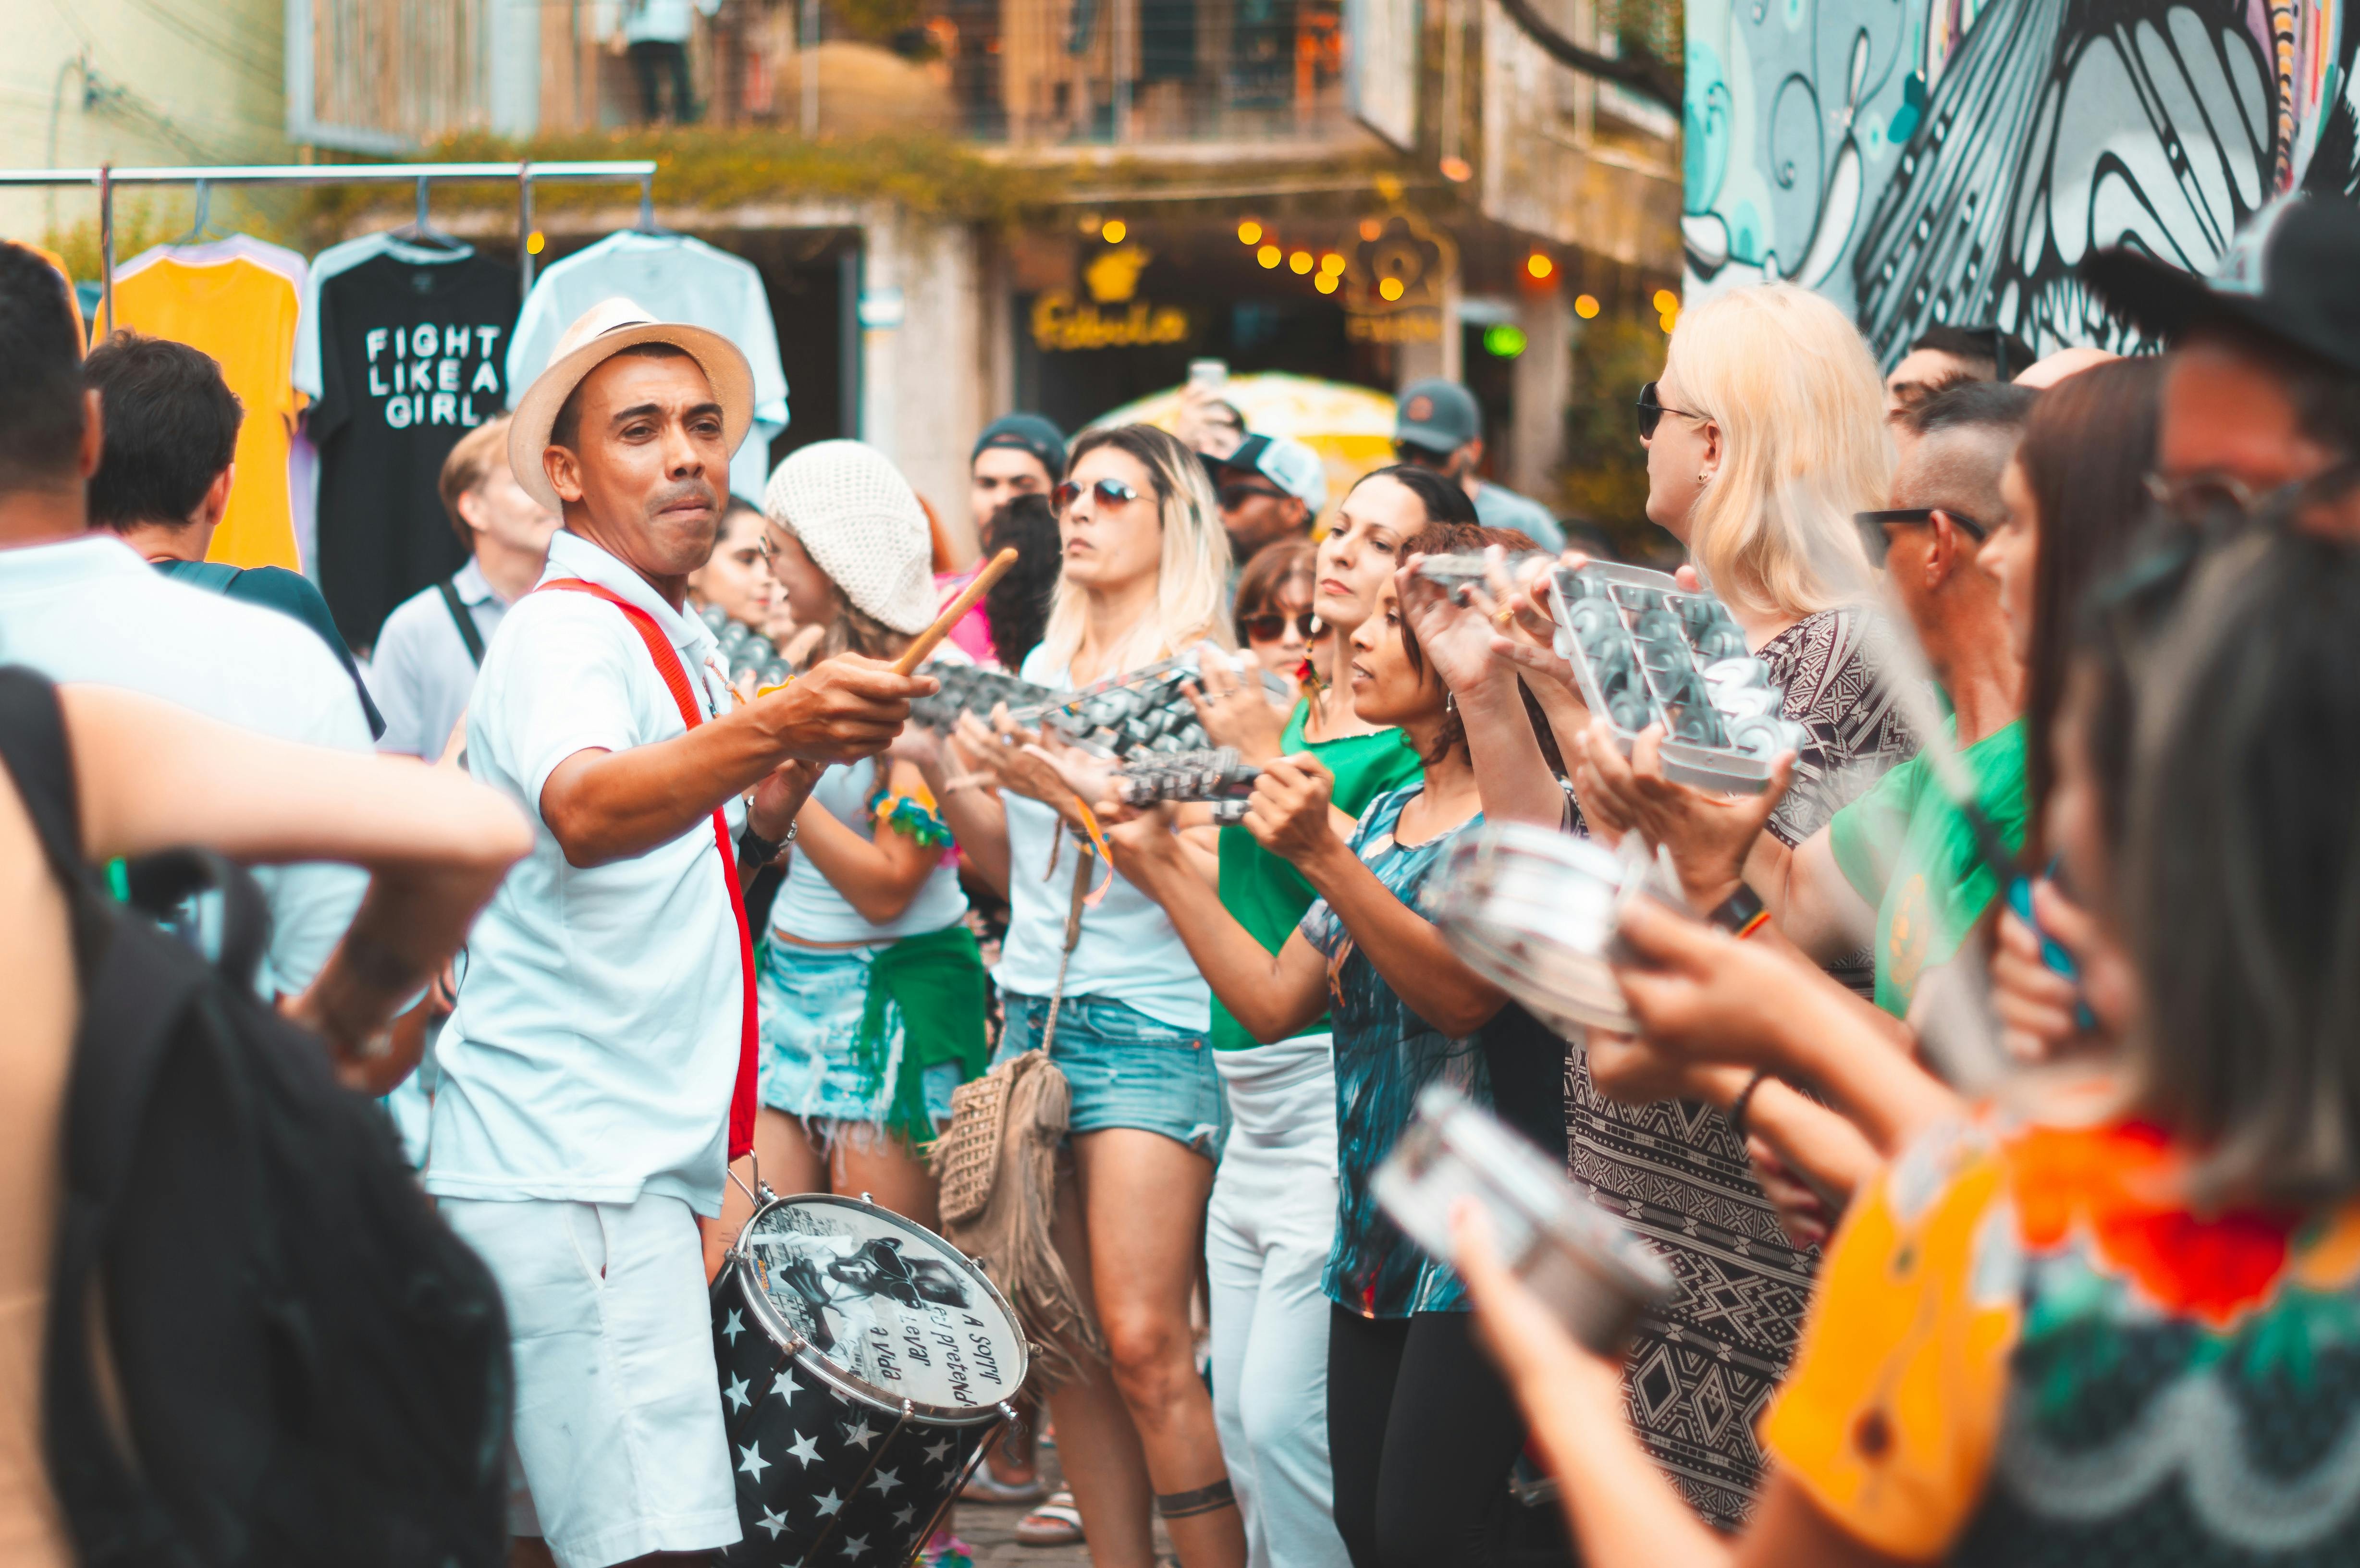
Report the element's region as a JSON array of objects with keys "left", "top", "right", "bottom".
[{"left": 892, "top": 547, "right": 1020, "bottom": 675}]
